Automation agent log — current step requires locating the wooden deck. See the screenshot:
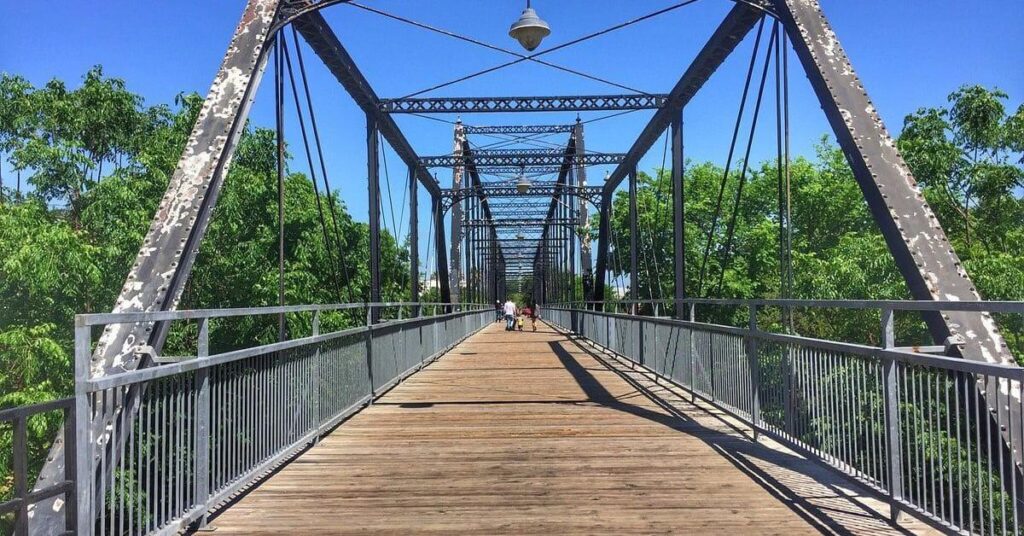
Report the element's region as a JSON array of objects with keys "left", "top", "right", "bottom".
[{"left": 206, "top": 322, "right": 935, "bottom": 535}]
